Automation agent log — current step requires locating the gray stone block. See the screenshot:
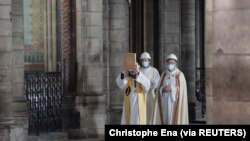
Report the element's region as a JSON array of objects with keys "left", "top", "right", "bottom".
[
  {"left": 86, "top": 76, "right": 104, "bottom": 92},
  {"left": 108, "top": 110, "right": 122, "bottom": 124},
  {"left": 164, "top": 23, "right": 180, "bottom": 33},
  {"left": 165, "top": 12, "right": 180, "bottom": 23},
  {"left": 12, "top": 50, "right": 24, "bottom": 68},
  {"left": 110, "top": 30, "right": 128, "bottom": 42},
  {"left": 11, "top": 68, "right": 24, "bottom": 83},
  {"left": 0, "top": 6, "right": 11, "bottom": 19},
  {"left": 110, "top": 19, "right": 128, "bottom": 29},
  {"left": 0, "top": 0, "right": 11, "bottom": 4},
  {"left": 162, "top": 0, "right": 180, "bottom": 12},
  {"left": 87, "top": 0, "right": 102, "bottom": 12},
  {"left": 0, "top": 86, "right": 12, "bottom": 116},
  {"left": 110, "top": 4, "right": 128, "bottom": 19},
  {"left": 110, "top": 0, "right": 127, "bottom": 4},
  {"left": 76, "top": 0, "right": 83, "bottom": 12},
  {"left": 0, "top": 128, "right": 10, "bottom": 141},
  {"left": 85, "top": 66, "right": 103, "bottom": 77},
  {"left": 214, "top": 0, "right": 250, "bottom": 10},
  {"left": 86, "top": 26, "right": 103, "bottom": 38},
  {"left": 0, "top": 53, "right": 11, "bottom": 69},
  {"left": 0, "top": 20, "right": 11, "bottom": 36},
  {"left": 86, "top": 95, "right": 106, "bottom": 105},
  {"left": 12, "top": 15, "right": 23, "bottom": 33},
  {"left": 109, "top": 53, "right": 123, "bottom": 66},
  {"left": 87, "top": 117, "right": 106, "bottom": 129},
  {"left": 12, "top": 102, "right": 28, "bottom": 116},
  {"left": 12, "top": 34, "right": 24, "bottom": 50},
  {"left": 181, "top": 2, "right": 195, "bottom": 14},
  {"left": 0, "top": 37, "right": 11, "bottom": 52},
  {"left": 162, "top": 34, "right": 180, "bottom": 44},
  {"left": 11, "top": 83, "right": 23, "bottom": 97},
  {"left": 181, "top": 14, "right": 195, "bottom": 27},
  {"left": 181, "top": 33, "right": 195, "bottom": 45},
  {"left": 12, "top": 0, "right": 23, "bottom": 16},
  {"left": 110, "top": 91, "right": 123, "bottom": 105},
  {"left": 85, "top": 12, "right": 102, "bottom": 26},
  {"left": 77, "top": 25, "right": 84, "bottom": 38},
  {"left": 84, "top": 38, "right": 103, "bottom": 55},
  {"left": 76, "top": 11, "right": 82, "bottom": 25},
  {"left": 109, "top": 41, "right": 127, "bottom": 53},
  {"left": 0, "top": 69, "right": 11, "bottom": 86}
]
